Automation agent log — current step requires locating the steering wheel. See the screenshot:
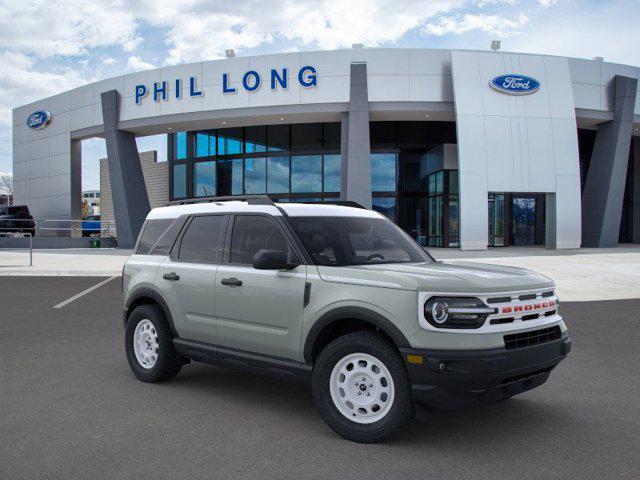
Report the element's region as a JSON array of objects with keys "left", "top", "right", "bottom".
[{"left": 366, "top": 253, "right": 386, "bottom": 261}]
